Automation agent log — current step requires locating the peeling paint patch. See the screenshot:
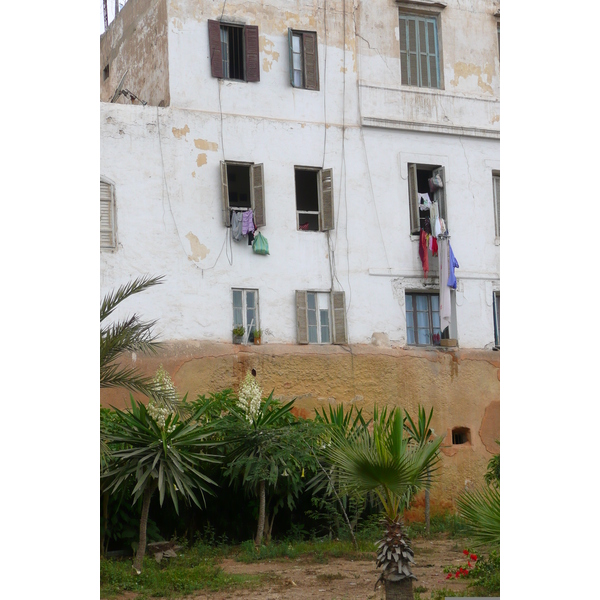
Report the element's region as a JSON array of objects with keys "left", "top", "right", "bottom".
[
  {"left": 450, "top": 62, "right": 494, "bottom": 94},
  {"left": 263, "top": 57, "right": 272, "bottom": 72},
  {"left": 172, "top": 124, "right": 190, "bottom": 139},
  {"left": 192, "top": 171, "right": 196, "bottom": 177},
  {"left": 196, "top": 153, "right": 207, "bottom": 167},
  {"left": 194, "top": 138, "right": 218, "bottom": 152},
  {"left": 340, "top": 67, "right": 347, "bottom": 73},
  {"left": 186, "top": 232, "right": 210, "bottom": 261},
  {"left": 491, "top": 114, "right": 500, "bottom": 124}
]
